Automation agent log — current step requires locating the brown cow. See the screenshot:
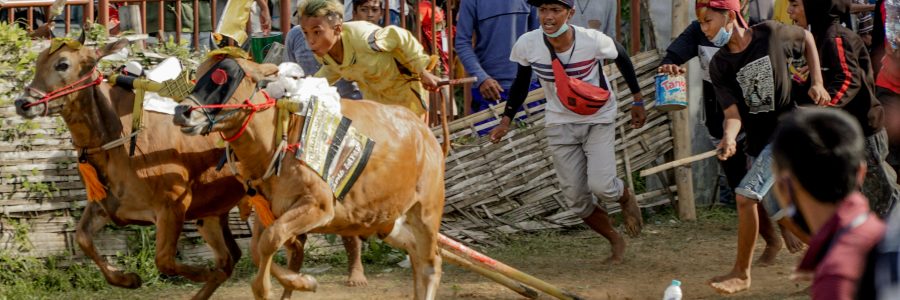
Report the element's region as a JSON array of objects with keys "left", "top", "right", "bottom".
[
  {"left": 173, "top": 56, "right": 446, "bottom": 300},
  {"left": 11, "top": 35, "right": 322, "bottom": 299}
]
